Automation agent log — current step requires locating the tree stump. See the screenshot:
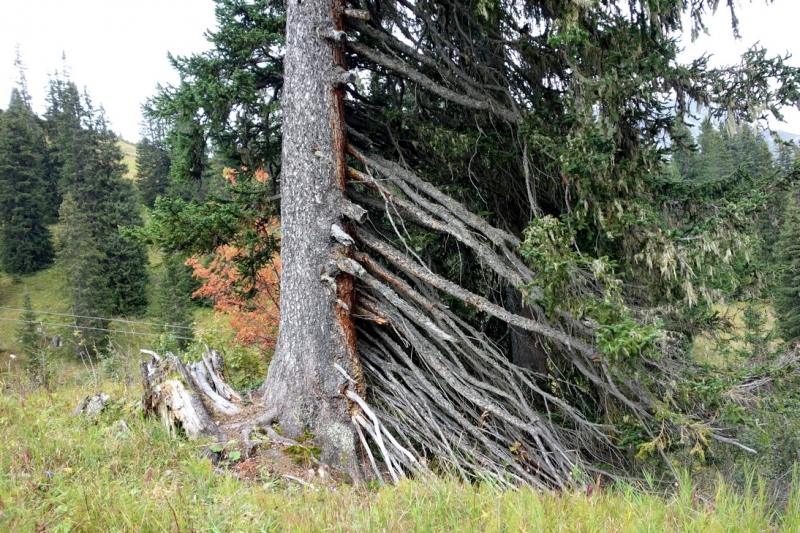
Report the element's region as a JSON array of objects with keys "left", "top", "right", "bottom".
[{"left": 140, "top": 349, "right": 240, "bottom": 441}]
